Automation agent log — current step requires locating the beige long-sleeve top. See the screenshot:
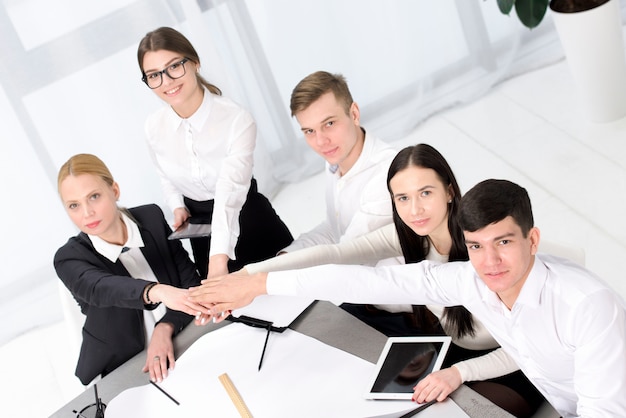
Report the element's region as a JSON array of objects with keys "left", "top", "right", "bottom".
[{"left": 246, "top": 223, "right": 520, "bottom": 382}]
